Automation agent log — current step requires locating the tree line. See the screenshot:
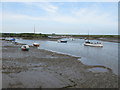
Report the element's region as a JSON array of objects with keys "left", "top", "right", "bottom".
[{"left": 1, "top": 33, "right": 48, "bottom": 38}]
